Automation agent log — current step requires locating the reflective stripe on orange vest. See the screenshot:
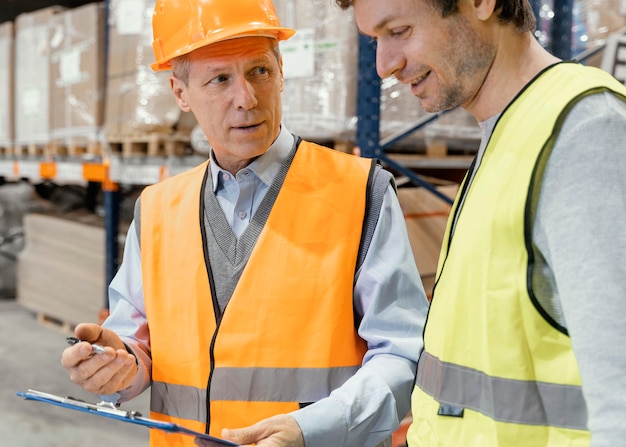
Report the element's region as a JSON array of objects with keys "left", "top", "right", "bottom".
[{"left": 152, "top": 365, "right": 360, "bottom": 420}]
